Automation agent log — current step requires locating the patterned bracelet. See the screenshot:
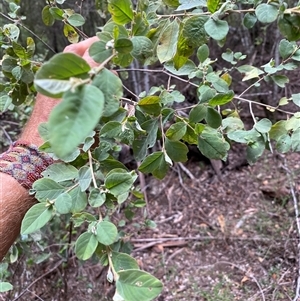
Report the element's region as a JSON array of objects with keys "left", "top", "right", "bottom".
[{"left": 0, "top": 140, "right": 53, "bottom": 189}]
